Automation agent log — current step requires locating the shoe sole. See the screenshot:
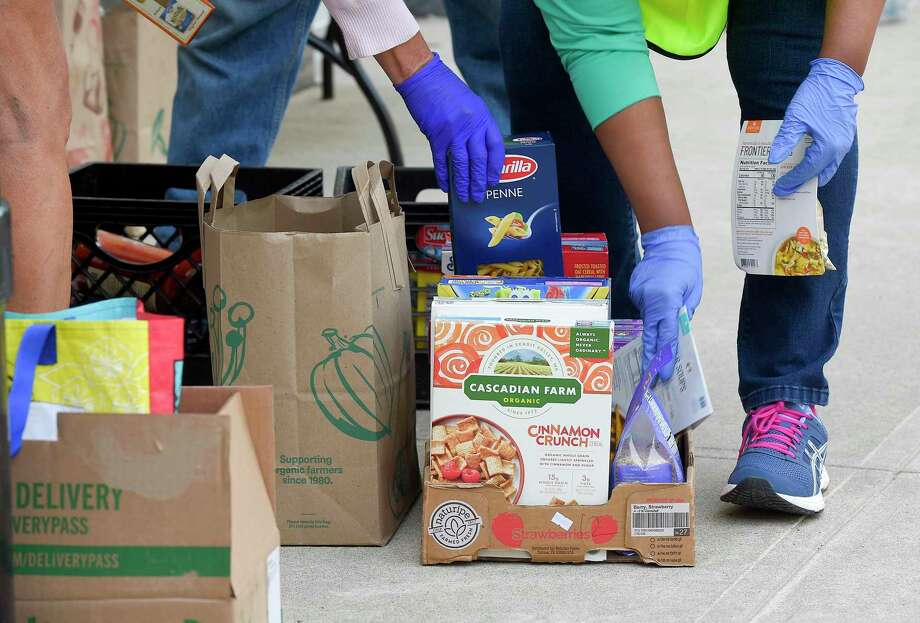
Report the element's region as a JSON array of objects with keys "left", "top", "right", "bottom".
[
  {"left": 720, "top": 467, "right": 829, "bottom": 515},
  {"left": 720, "top": 478, "right": 823, "bottom": 514}
]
